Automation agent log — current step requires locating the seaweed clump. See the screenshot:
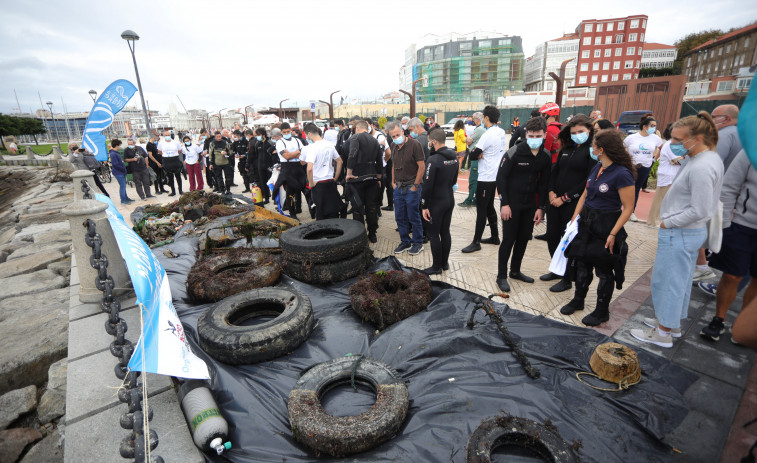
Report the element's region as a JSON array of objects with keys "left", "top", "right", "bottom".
[{"left": 348, "top": 270, "right": 432, "bottom": 329}]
